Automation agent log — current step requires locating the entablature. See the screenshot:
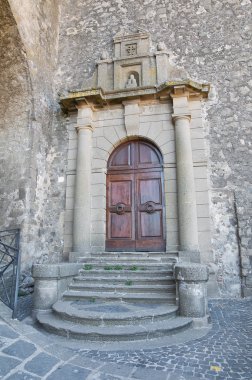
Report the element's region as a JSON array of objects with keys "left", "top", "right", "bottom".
[{"left": 61, "top": 81, "right": 209, "bottom": 112}]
